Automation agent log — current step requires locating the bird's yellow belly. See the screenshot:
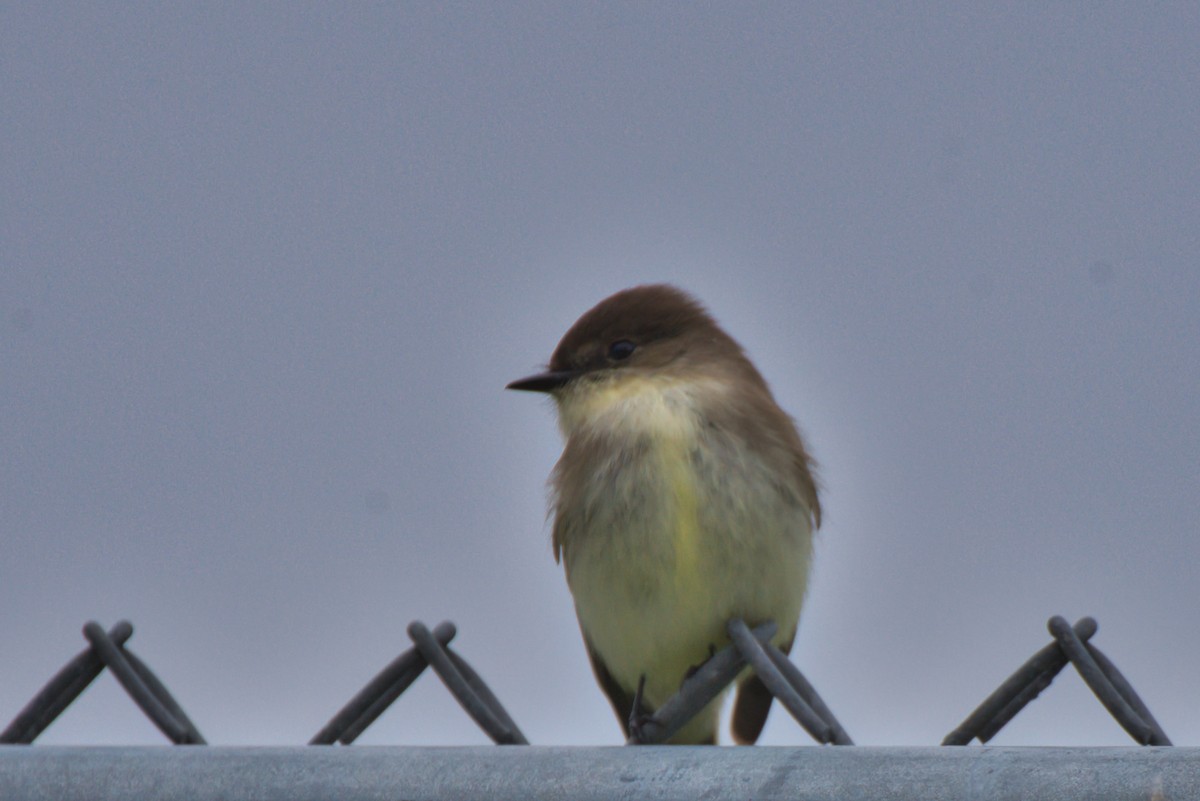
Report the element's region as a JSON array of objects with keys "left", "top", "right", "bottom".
[
  {"left": 566, "top": 436, "right": 809, "bottom": 712},
  {"left": 555, "top": 377, "right": 813, "bottom": 742}
]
